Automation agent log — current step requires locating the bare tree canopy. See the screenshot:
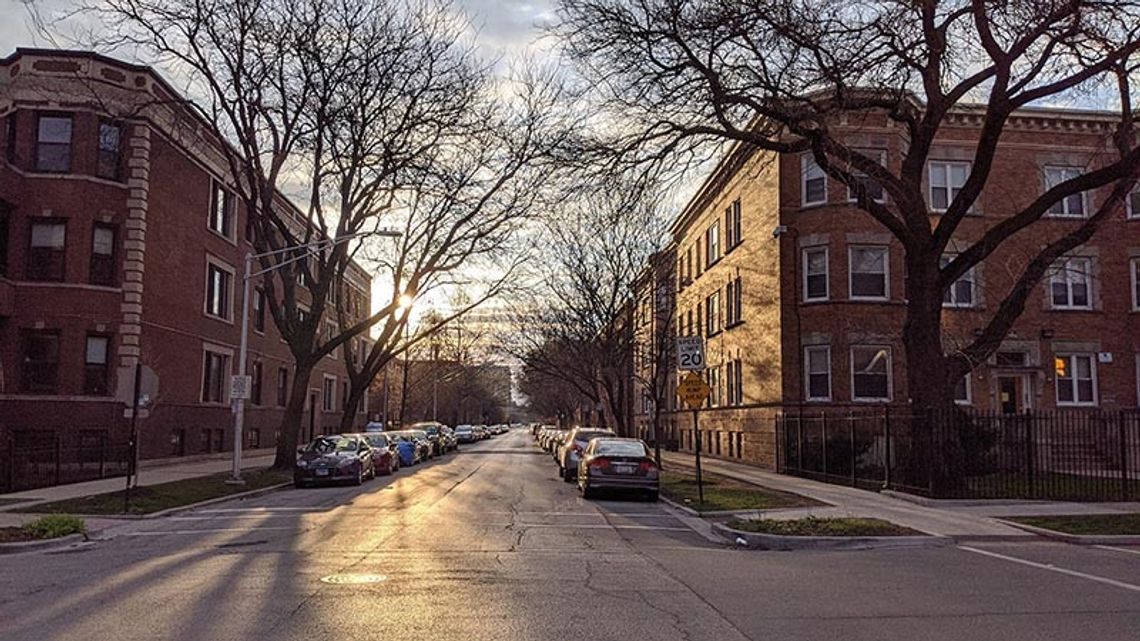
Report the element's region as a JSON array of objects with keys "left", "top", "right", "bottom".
[{"left": 555, "top": 0, "right": 1140, "bottom": 412}]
